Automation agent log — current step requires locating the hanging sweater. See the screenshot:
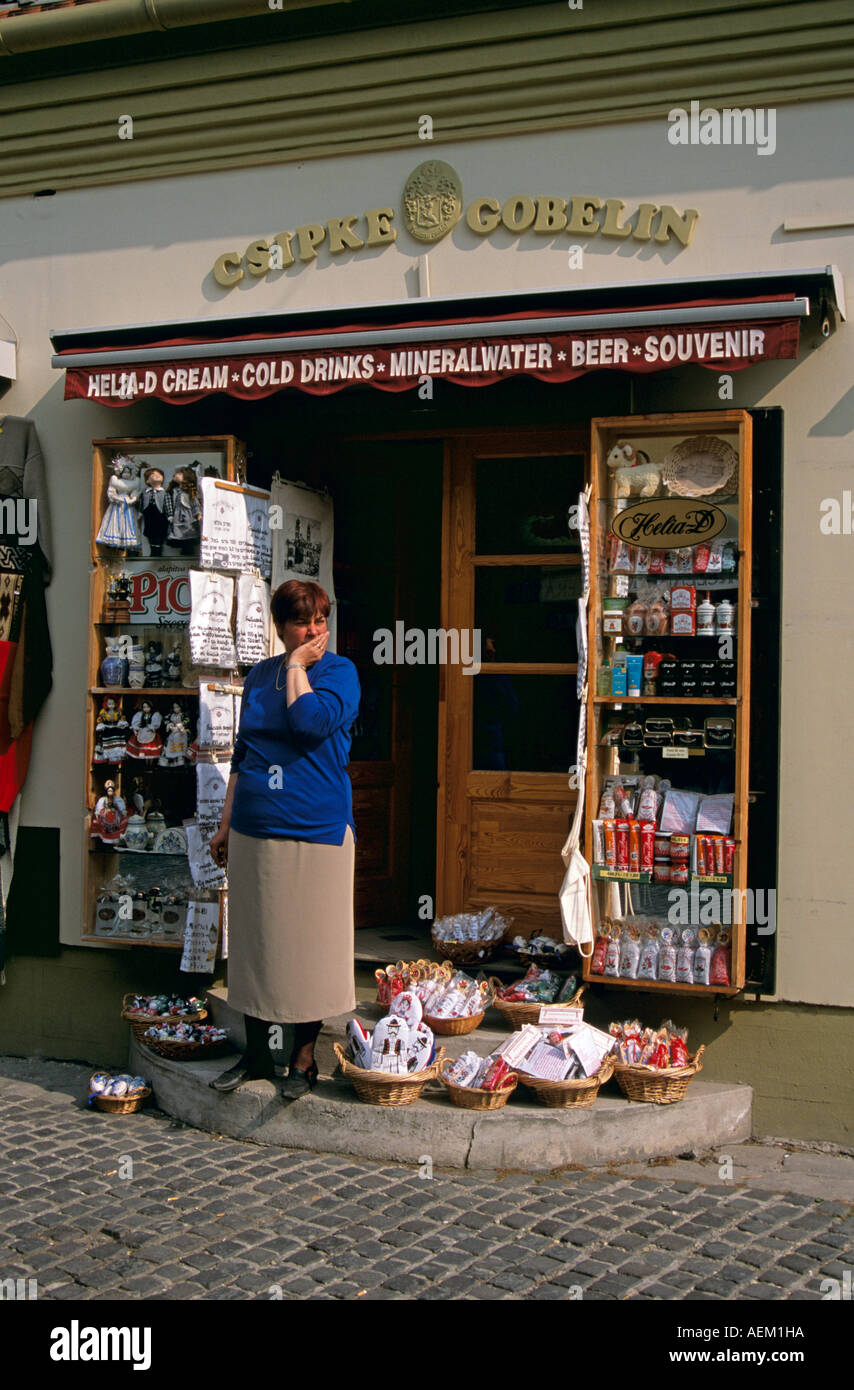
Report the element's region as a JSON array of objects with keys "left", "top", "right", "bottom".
[{"left": 0, "top": 416, "right": 53, "bottom": 583}]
